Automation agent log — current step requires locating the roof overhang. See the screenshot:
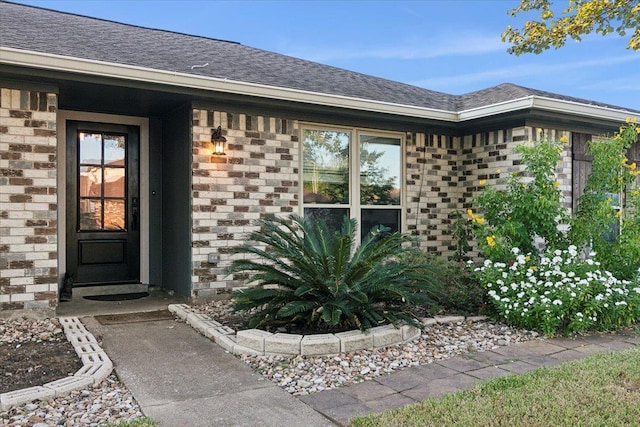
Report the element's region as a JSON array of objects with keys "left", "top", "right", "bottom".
[
  {"left": 0, "top": 47, "right": 457, "bottom": 121},
  {"left": 2, "top": 47, "right": 637, "bottom": 127}
]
